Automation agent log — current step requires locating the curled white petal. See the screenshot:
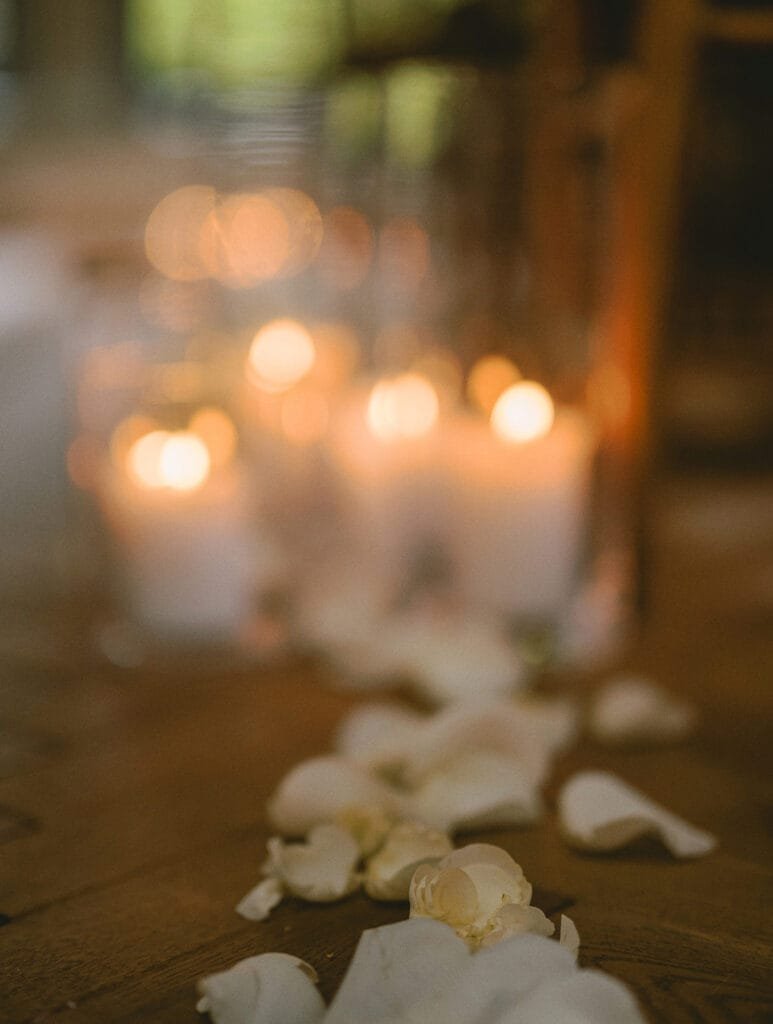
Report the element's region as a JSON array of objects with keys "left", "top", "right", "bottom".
[
  {"left": 406, "top": 750, "right": 542, "bottom": 834},
  {"left": 588, "top": 675, "right": 697, "bottom": 746},
  {"left": 364, "top": 821, "right": 453, "bottom": 901},
  {"left": 196, "top": 952, "right": 325, "bottom": 1024},
  {"left": 480, "top": 904, "right": 555, "bottom": 947},
  {"left": 235, "top": 876, "right": 284, "bottom": 921},
  {"left": 267, "top": 755, "right": 403, "bottom": 836},
  {"left": 265, "top": 824, "right": 360, "bottom": 902},
  {"left": 558, "top": 770, "right": 717, "bottom": 858},
  {"left": 324, "top": 917, "right": 471, "bottom": 1024},
  {"left": 409, "top": 843, "right": 536, "bottom": 948},
  {"left": 559, "top": 915, "right": 580, "bottom": 960},
  {"left": 507, "top": 966, "right": 647, "bottom": 1023}
]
